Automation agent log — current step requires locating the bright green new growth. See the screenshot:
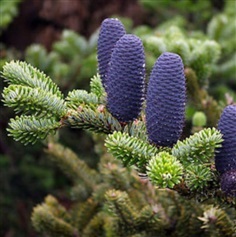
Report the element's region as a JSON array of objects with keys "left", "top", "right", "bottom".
[
  {"left": 147, "top": 152, "right": 183, "bottom": 188},
  {"left": 172, "top": 128, "right": 223, "bottom": 166},
  {"left": 105, "top": 131, "right": 161, "bottom": 169},
  {"left": 7, "top": 116, "right": 61, "bottom": 145}
]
